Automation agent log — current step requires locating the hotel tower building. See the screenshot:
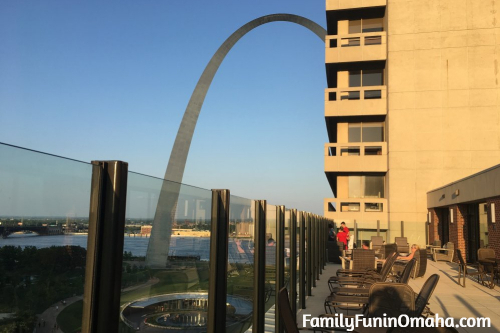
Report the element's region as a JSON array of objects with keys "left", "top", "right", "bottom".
[{"left": 324, "top": 0, "right": 500, "bottom": 246}]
